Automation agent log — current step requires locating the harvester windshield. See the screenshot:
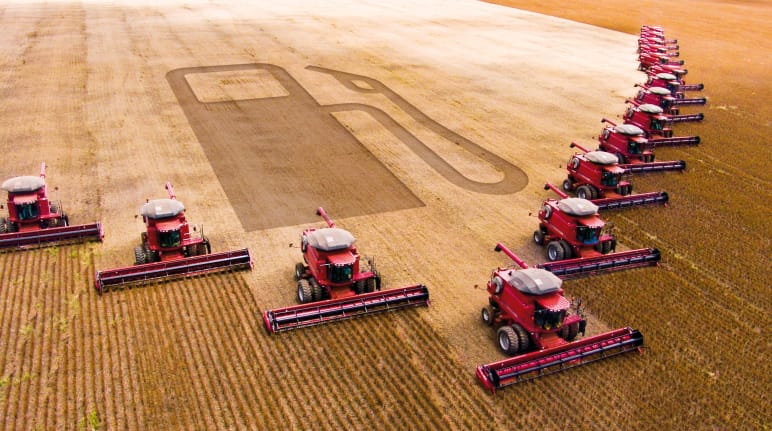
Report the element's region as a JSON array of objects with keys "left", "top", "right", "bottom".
[
  {"left": 576, "top": 225, "right": 599, "bottom": 244},
  {"left": 328, "top": 264, "right": 354, "bottom": 283},
  {"left": 158, "top": 229, "right": 182, "bottom": 248},
  {"left": 534, "top": 304, "right": 566, "bottom": 331},
  {"left": 600, "top": 171, "right": 619, "bottom": 187},
  {"left": 15, "top": 202, "right": 40, "bottom": 220},
  {"left": 628, "top": 139, "right": 642, "bottom": 154},
  {"left": 650, "top": 118, "right": 664, "bottom": 131}
]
